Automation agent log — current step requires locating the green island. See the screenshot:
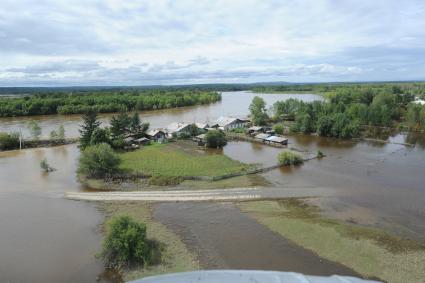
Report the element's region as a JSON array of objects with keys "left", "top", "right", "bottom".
[
  {"left": 99, "top": 201, "right": 199, "bottom": 281},
  {"left": 238, "top": 199, "right": 425, "bottom": 283},
  {"left": 0, "top": 89, "right": 221, "bottom": 117}
]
